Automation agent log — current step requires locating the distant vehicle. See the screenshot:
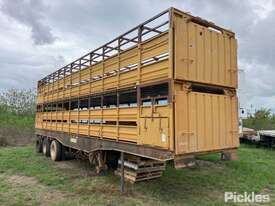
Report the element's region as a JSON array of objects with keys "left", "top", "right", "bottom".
[
  {"left": 35, "top": 7, "right": 239, "bottom": 182},
  {"left": 240, "top": 126, "right": 259, "bottom": 143},
  {"left": 258, "top": 130, "right": 275, "bottom": 148}
]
